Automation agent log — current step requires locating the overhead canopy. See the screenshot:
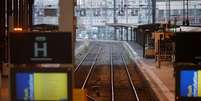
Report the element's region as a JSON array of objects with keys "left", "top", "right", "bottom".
[{"left": 105, "top": 23, "right": 138, "bottom": 28}]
